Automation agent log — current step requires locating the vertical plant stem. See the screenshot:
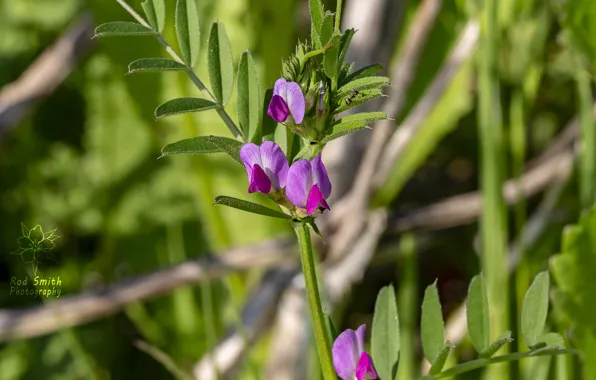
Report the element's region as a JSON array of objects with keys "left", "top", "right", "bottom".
[
  {"left": 397, "top": 233, "right": 418, "bottom": 380},
  {"left": 335, "top": 0, "right": 343, "bottom": 32},
  {"left": 293, "top": 222, "right": 335, "bottom": 380},
  {"left": 509, "top": 89, "right": 529, "bottom": 377},
  {"left": 575, "top": 62, "right": 595, "bottom": 210},
  {"left": 478, "top": 0, "right": 509, "bottom": 379}
]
